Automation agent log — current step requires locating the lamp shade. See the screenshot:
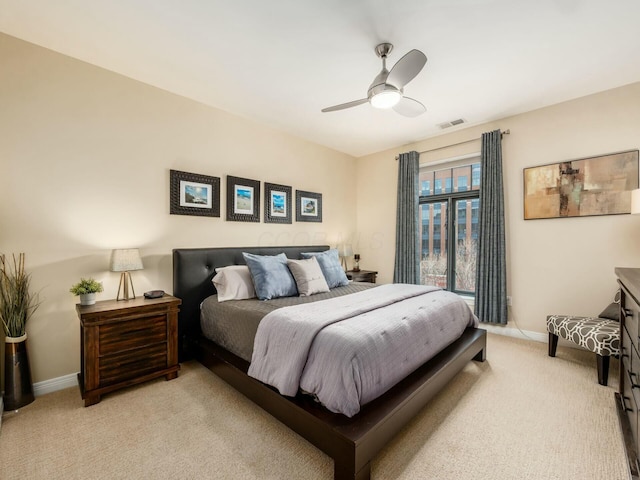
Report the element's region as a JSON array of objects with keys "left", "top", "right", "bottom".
[
  {"left": 110, "top": 249, "right": 144, "bottom": 272},
  {"left": 632, "top": 189, "right": 640, "bottom": 215},
  {"left": 338, "top": 244, "right": 354, "bottom": 258}
]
